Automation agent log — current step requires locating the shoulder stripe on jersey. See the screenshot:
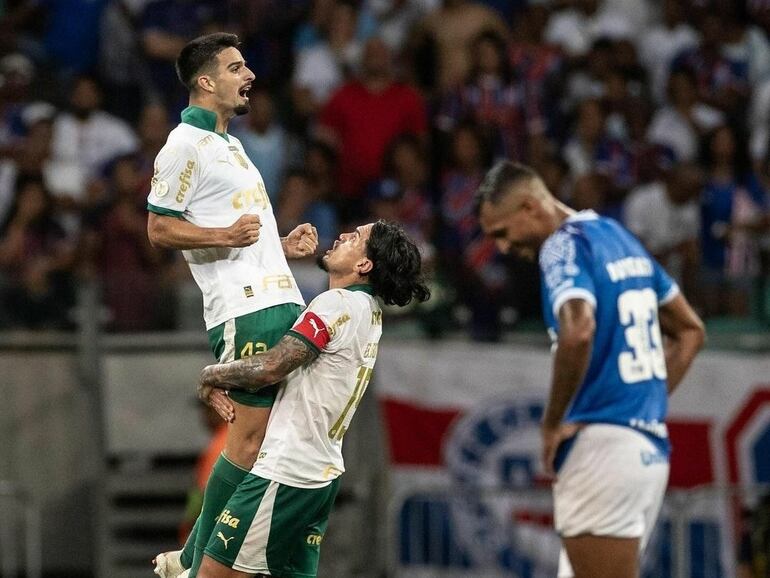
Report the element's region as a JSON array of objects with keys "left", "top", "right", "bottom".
[
  {"left": 291, "top": 311, "right": 331, "bottom": 351},
  {"left": 552, "top": 287, "right": 597, "bottom": 318},
  {"left": 660, "top": 284, "right": 681, "bottom": 306},
  {"left": 147, "top": 203, "right": 184, "bottom": 218}
]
